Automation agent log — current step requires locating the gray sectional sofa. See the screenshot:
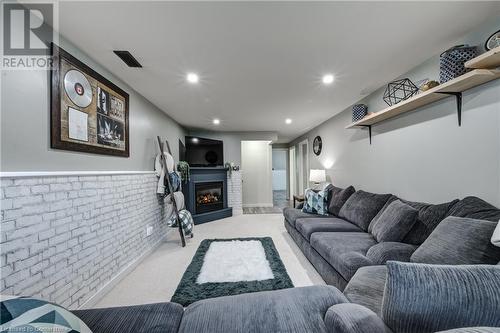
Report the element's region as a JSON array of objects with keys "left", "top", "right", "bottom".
[
  {"left": 283, "top": 187, "right": 500, "bottom": 290},
  {"left": 72, "top": 261, "right": 500, "bottom": 333},
  {"left": 63, "top": 188, "right": 500, "bottom": 332}
]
